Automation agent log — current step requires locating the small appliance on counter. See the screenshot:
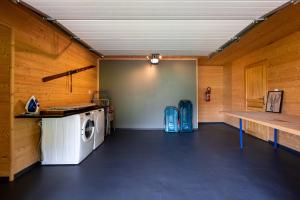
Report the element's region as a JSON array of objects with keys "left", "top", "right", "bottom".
[{"left": 25, "top": 96, "right": 40, "bottom": 114}]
